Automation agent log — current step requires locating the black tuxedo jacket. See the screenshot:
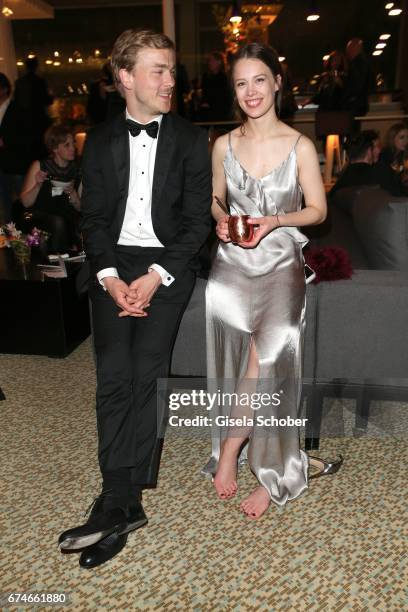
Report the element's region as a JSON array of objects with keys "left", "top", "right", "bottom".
[{"left": 80, "top": 111, "right": 212, "bottom": 280}]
